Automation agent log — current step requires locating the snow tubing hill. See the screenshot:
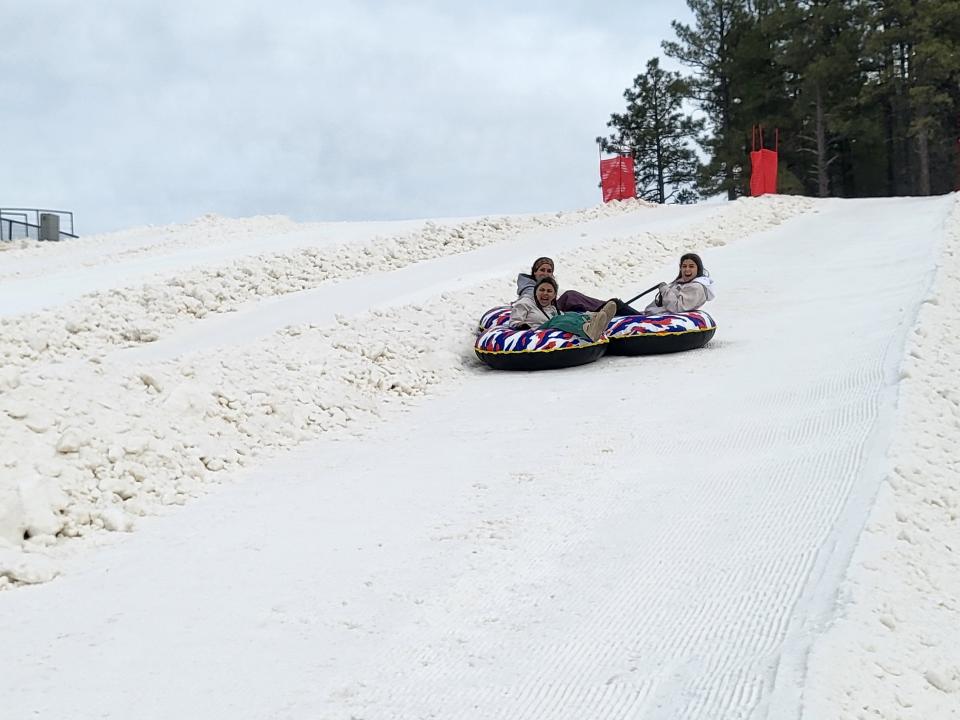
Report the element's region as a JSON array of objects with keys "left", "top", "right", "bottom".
[{"left": 605, "top": 310, "right": 717, "bottom": 355}]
